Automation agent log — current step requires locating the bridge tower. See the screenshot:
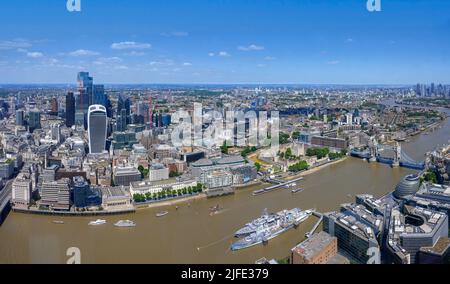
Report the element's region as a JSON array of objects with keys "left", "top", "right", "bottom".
[
  {"left": 369, "top": 137, "right": 378, "bottom": 162},
  {"left": 392, "top": 142, "right": 401, "bottom": 168}
]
